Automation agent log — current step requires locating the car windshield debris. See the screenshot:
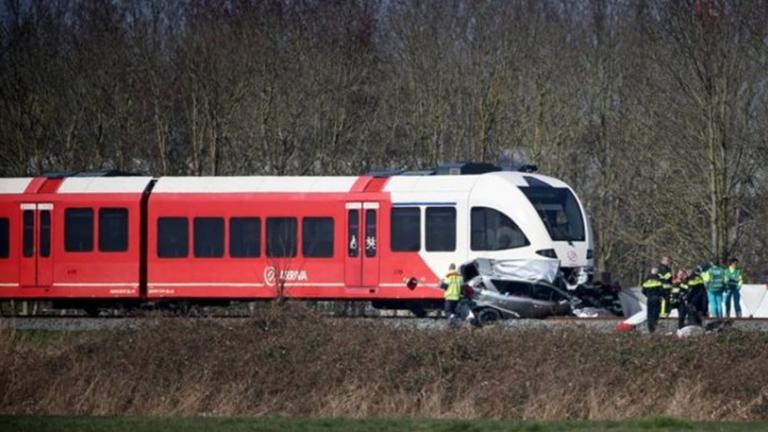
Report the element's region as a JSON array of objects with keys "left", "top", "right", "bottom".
[
  {"left": 460, "top": 258, "right": 623, "bottom": 323},
  {"left": 462, "top": 258, "right": 560, "bottom": 284}
]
